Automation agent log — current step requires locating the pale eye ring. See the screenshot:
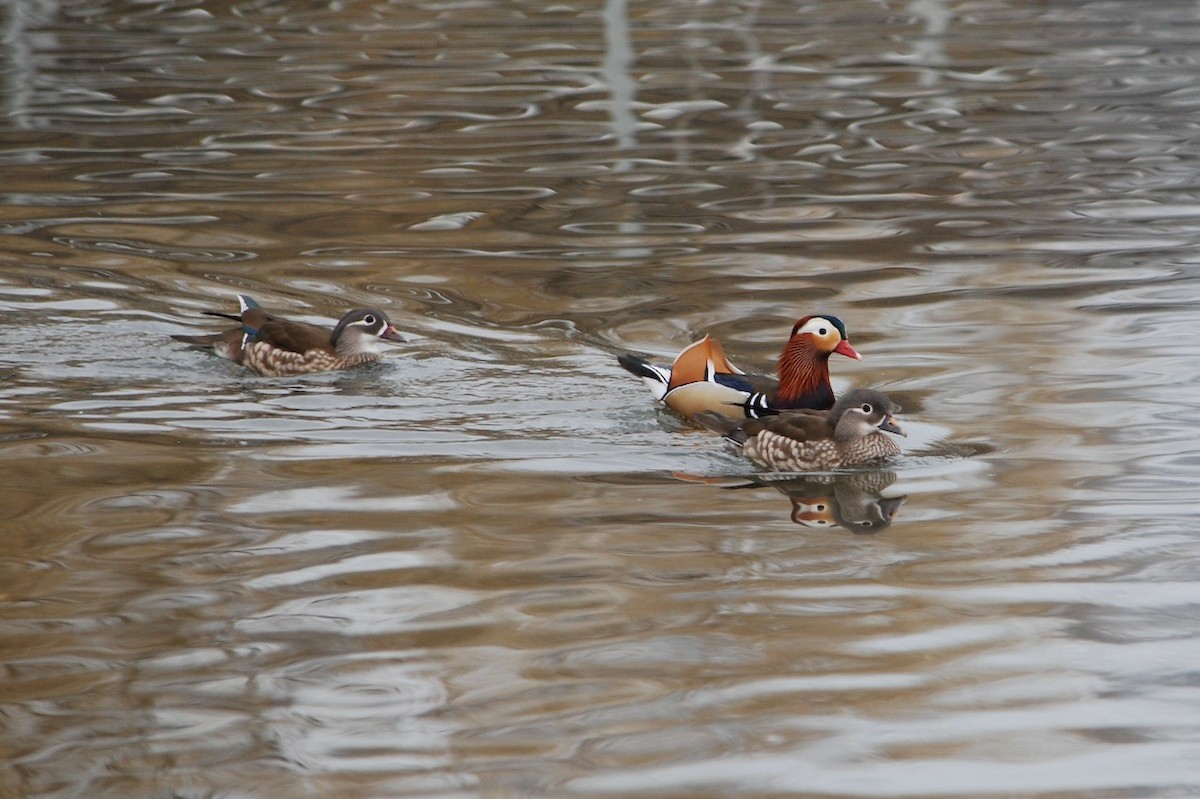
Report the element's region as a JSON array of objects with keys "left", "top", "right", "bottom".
[
  {"left": 861, "top": 403, "right": 872, "bottom": 413},
  {"left": 818, "top": 327, "right": 828, "bottom": 335},
  {"left": 364, "top": 314, "right": 376, "bottom": 325}
]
